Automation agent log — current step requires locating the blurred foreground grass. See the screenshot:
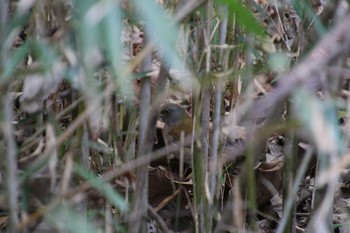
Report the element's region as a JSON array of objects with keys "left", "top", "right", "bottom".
[{"left": 1, "top": 0, "right": 350, "bottom": 233}]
